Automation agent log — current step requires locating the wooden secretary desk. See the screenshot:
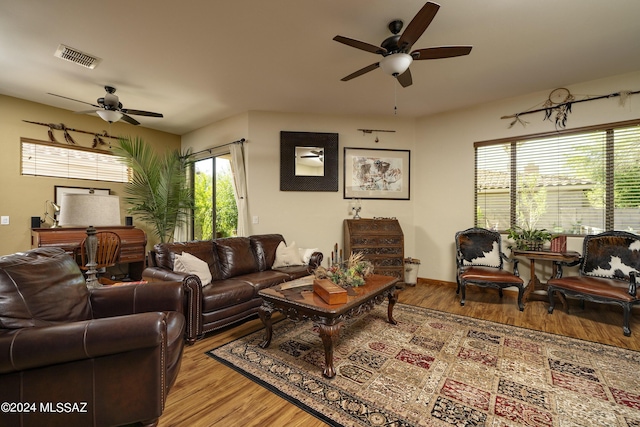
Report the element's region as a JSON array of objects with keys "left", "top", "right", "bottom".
[
  {"left": 344, "top": 218, "right": 405, "bottom": 282},
  {"left": 31, "top": 226, "right": 147, "bottom": 280}
]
